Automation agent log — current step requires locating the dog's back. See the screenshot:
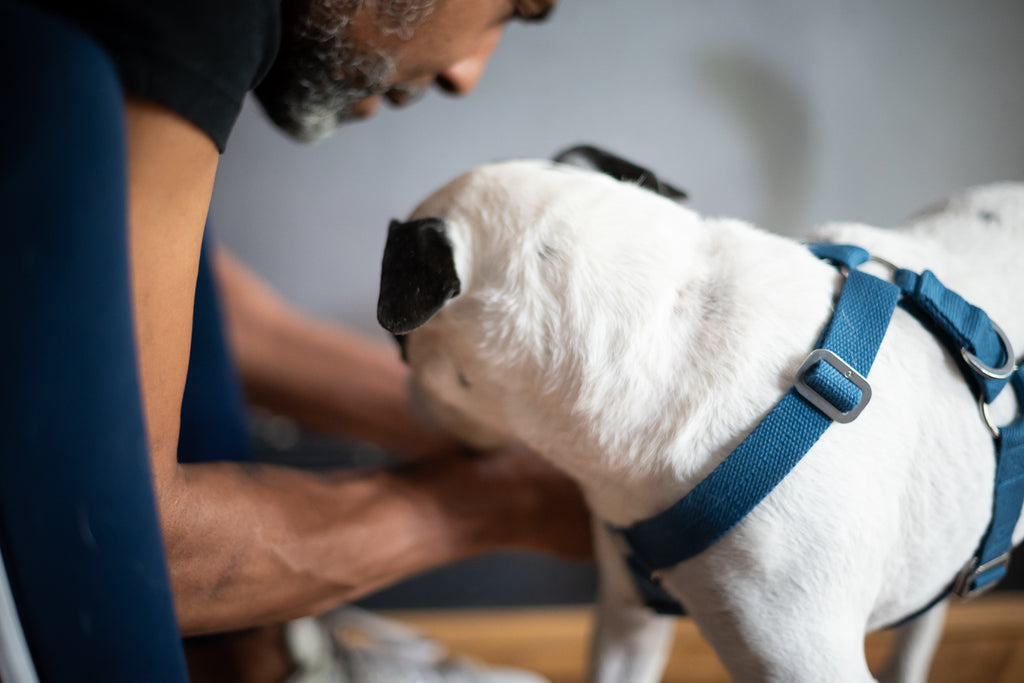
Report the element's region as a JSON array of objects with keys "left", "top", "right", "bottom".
[
  {"left": 384, "top": 165, "right": 1024, "bottom": 681},
  {"left": 814, "top": 183, "right": 1024, "bottom": 345},
  {"left": 752, "top": 182, "right": 1024, "bottom": 628}
]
